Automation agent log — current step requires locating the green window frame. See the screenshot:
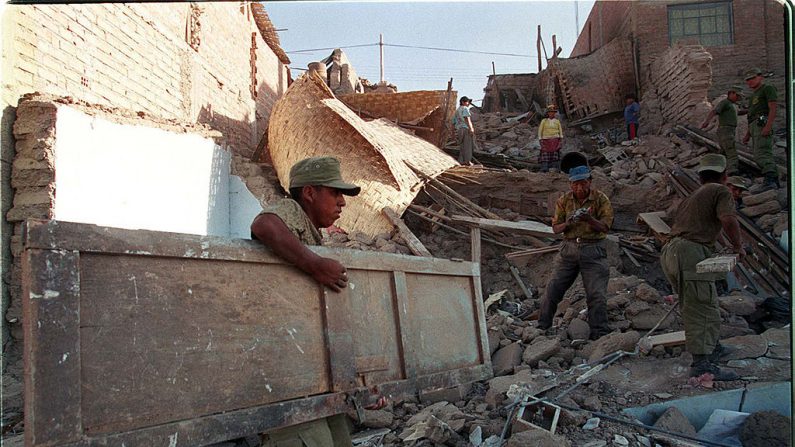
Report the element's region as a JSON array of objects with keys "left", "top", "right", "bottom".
[{"left": 668, "top": 1, "right": 734, "bottom": 46}]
